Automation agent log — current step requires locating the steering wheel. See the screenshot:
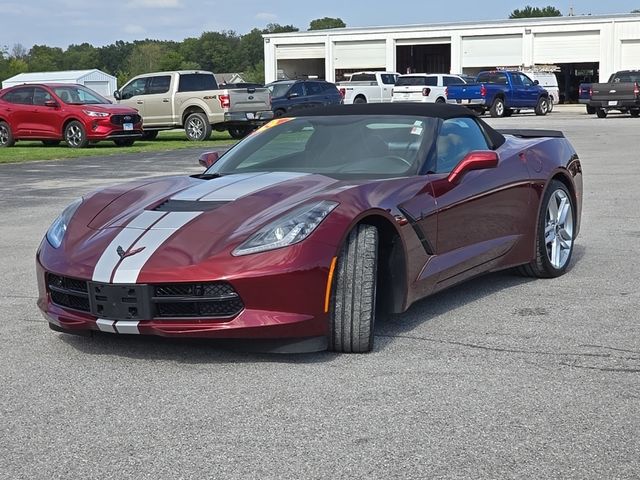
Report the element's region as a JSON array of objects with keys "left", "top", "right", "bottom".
[{"left": 382, "top": 155, "right": 412, "bottom": 168}]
